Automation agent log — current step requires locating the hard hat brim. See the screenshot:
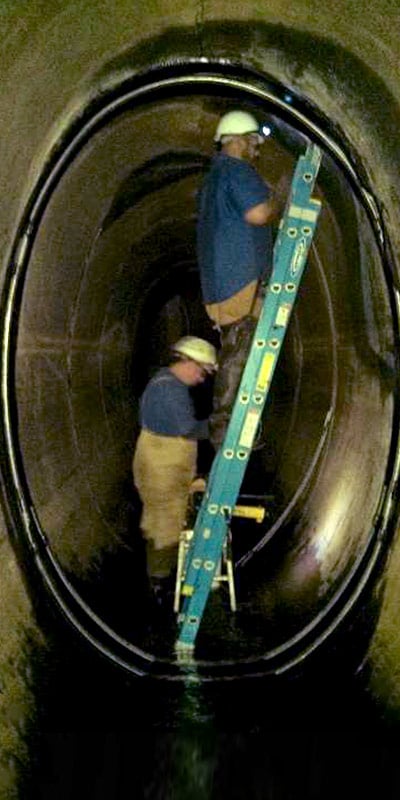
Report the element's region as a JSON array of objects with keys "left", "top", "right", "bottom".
[{"left": 214, "top": 131, "right": 265, "bottom": 143}]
